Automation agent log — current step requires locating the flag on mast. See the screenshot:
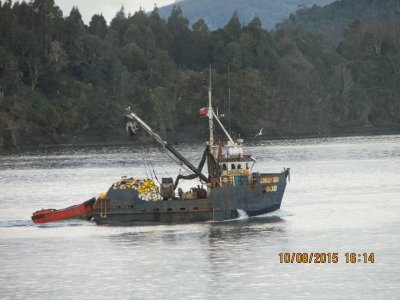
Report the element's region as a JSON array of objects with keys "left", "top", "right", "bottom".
[{"left": 199, "top": 106, "right": 208, "bottom": 115}]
